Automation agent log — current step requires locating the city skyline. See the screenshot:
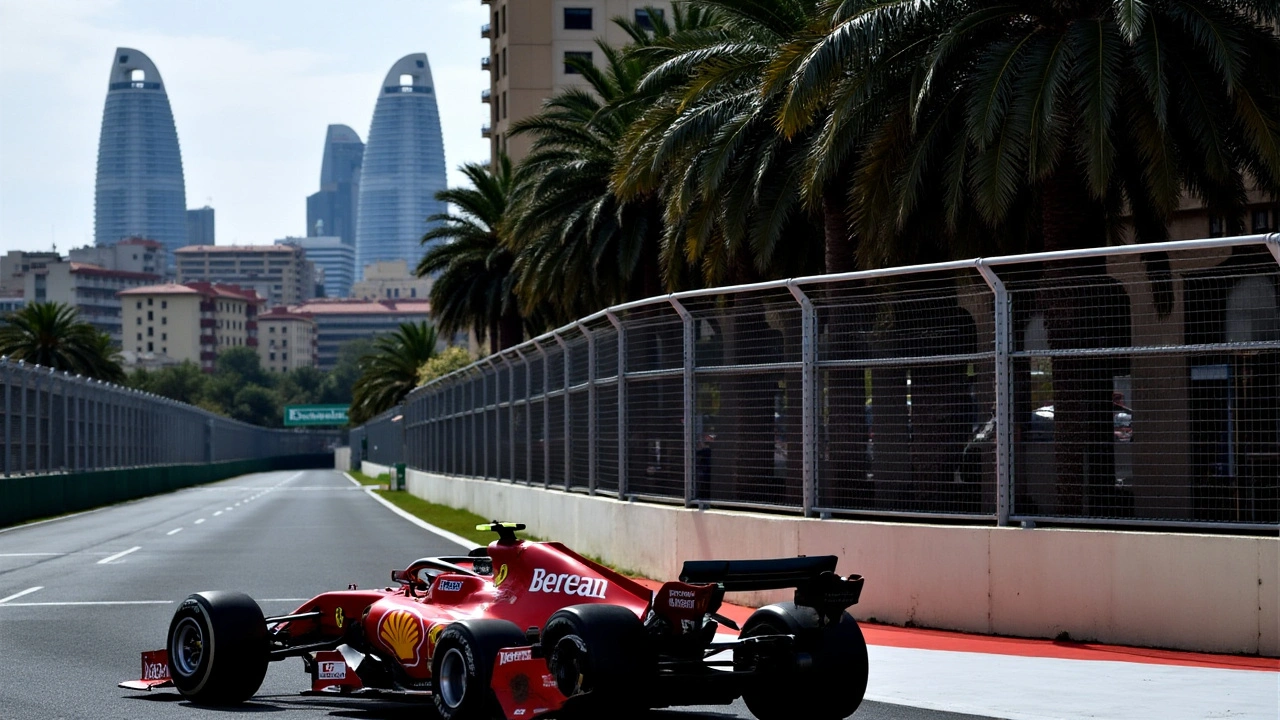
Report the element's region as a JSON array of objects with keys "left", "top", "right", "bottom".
[{"left": 0, "top": 0, "right": 489, "bottom": 255}]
